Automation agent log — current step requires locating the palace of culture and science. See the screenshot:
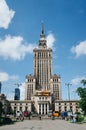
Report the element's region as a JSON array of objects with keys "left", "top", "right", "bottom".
[
  {"left": 0, "top": 24, "right": 79, "bottom": 115},
  {"left": 25, "top": 24, "right": 61, "bottom": 101}
]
